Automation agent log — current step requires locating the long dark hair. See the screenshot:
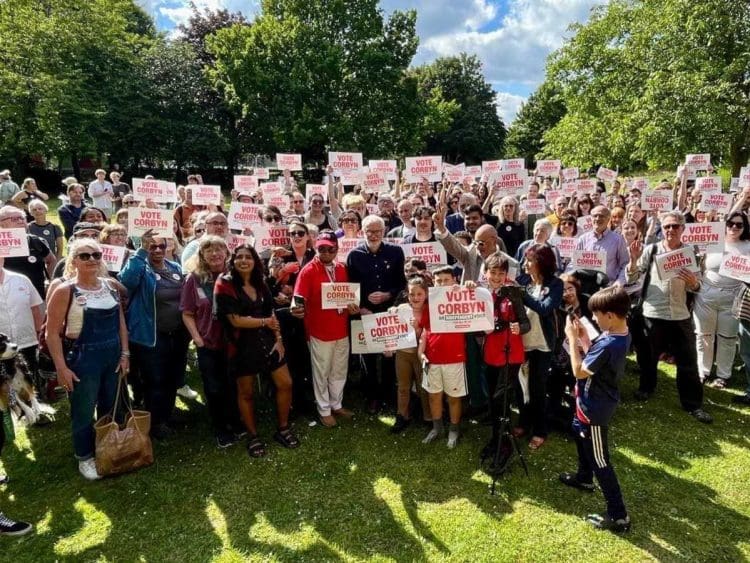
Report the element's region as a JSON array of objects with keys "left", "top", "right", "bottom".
[
  {"left": 227, "top": 244, "right": 269, "bottom": 294},
  {"left": 726, "top": 211, "right": 750, "bottom": 241}
]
